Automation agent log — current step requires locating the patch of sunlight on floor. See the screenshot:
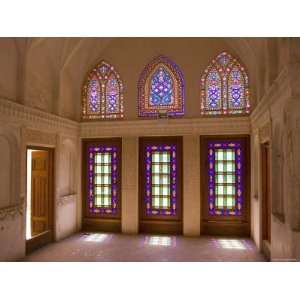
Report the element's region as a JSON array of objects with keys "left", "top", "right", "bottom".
[
  {"left": 81, "top": 233, "right": 111, "bottom": 243},
  {"left": 144, "top": 236, "right": 177, "bottom": 247},
  {"left": 212, "top": 239, "right": 251, "bottom": 250}
]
